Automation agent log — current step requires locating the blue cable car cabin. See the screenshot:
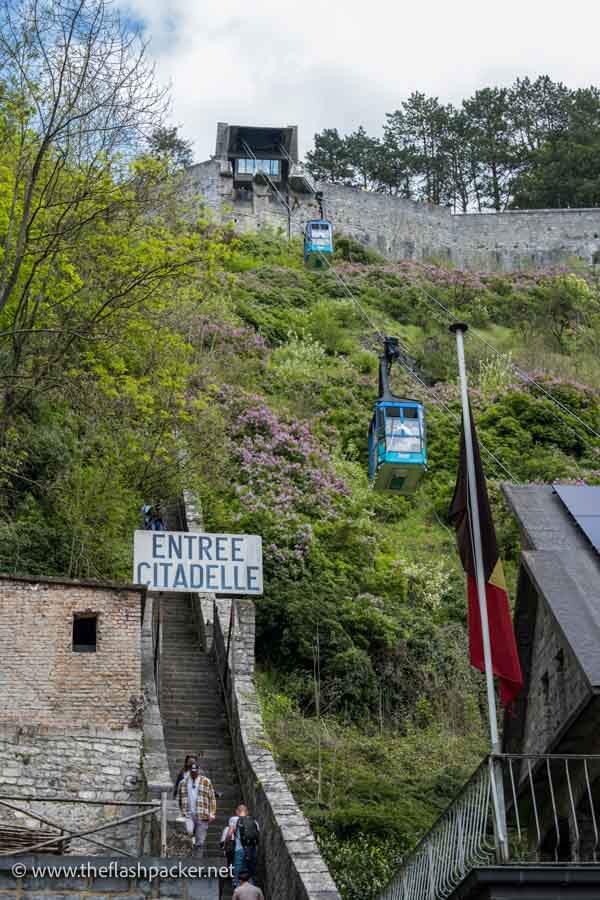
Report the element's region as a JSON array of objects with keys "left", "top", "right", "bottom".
[
  {"left": 368, "top": 337, "right": 426, "bottom": 494},
  {"left": 304, "top": 219, "right": 333, "bottom": 268},
  {"left": 369, "top": 401, "right": 426, "bottom": 494}
]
